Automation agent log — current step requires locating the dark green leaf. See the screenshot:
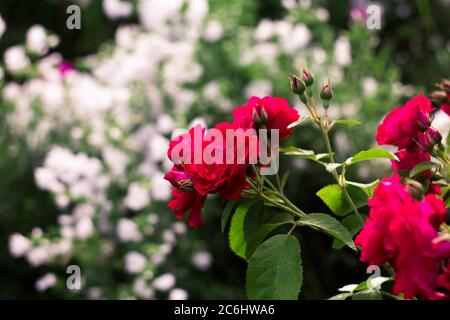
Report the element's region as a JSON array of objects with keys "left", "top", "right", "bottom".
[
  {"left": 299, "top": 213, "right": 356, "bottom": 250},
  {"left": 245, "top": 213, "right": 293, "bottom": 259},
  {"left": 332, "top": 214, "right": 366, "bottom": 249},
  {"left": 246, "top": 234, "right": 302, "bottom": 300},
  {"left": 221, "top": 201, "right": 236, "bottom": 234},
  {"left": 409, "top": 161, "right": 439, "bottom": 178}
]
